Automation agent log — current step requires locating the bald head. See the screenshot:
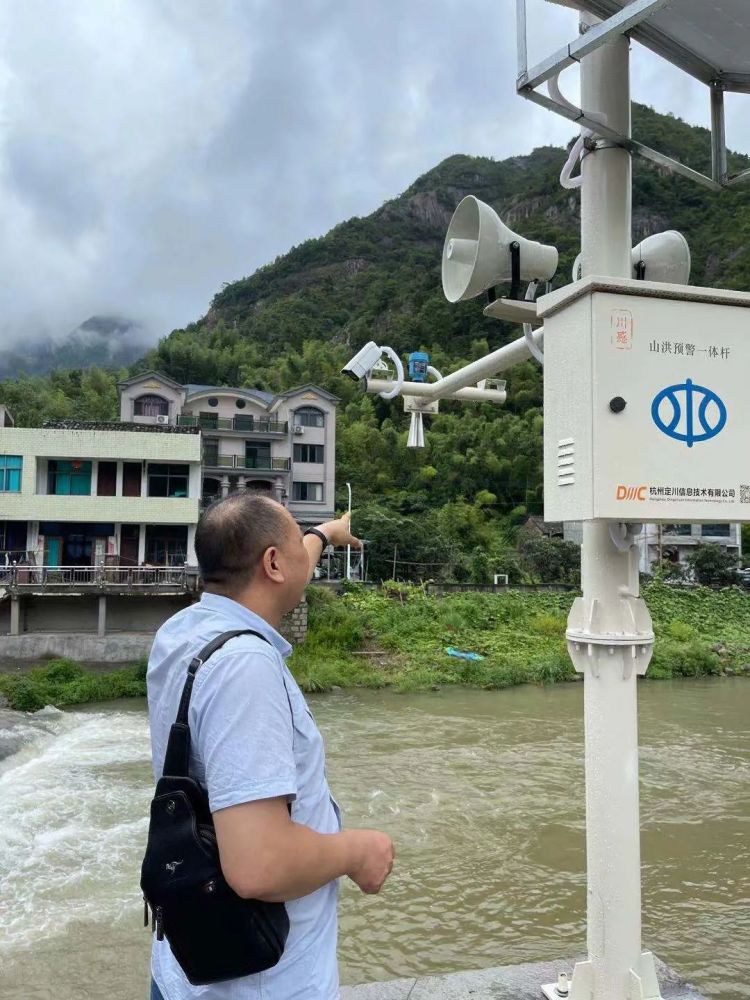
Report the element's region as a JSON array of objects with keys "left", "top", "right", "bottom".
[{"left": 195, "top": 492, "right": 295, "bottom": 594}]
